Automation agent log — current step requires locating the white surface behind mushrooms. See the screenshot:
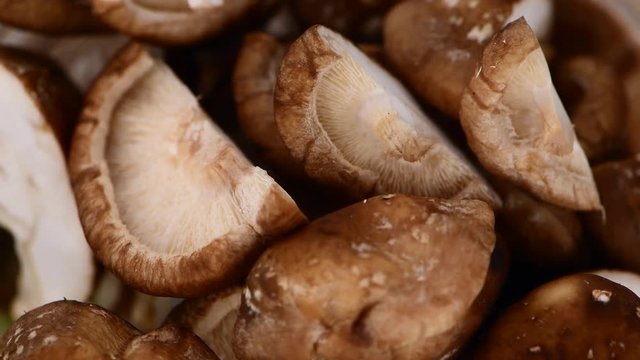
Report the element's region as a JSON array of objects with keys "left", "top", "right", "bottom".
[{"left": 0, "top": 63, "right": 93, "bottom": 319}]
